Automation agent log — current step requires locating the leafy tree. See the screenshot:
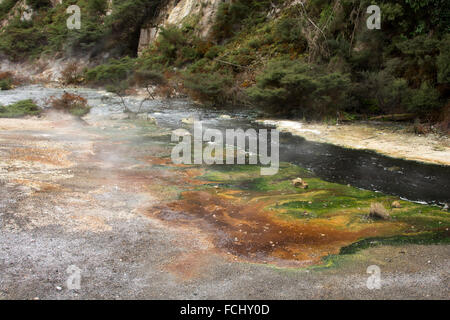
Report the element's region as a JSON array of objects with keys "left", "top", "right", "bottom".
[
  {"left": 247, "top": 58, "right": 350, "bottom": 117},
  {"left": 183, "top": 72, "right": 232, "bottom": 106},
  {"left": 406, "top": 82, "right": 441, "bottom": 118},
  {"left": 437, "top": 35, "right": 450, "bottom": 84}
]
